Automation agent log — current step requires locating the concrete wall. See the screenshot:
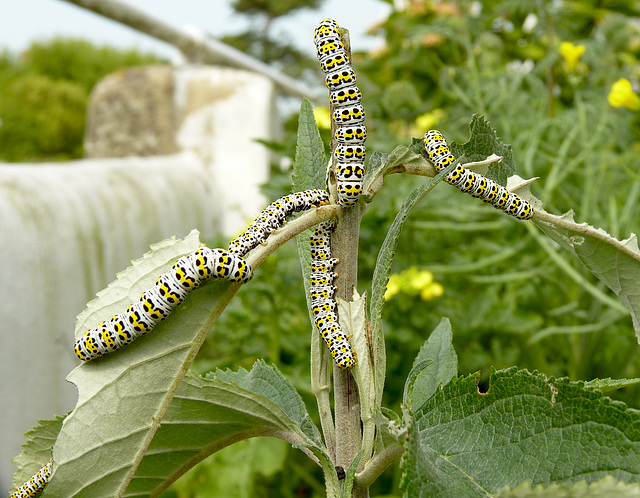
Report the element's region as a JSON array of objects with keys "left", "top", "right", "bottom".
[{"left": 0, "top": 64, "right": 278, "bottom": 490}]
